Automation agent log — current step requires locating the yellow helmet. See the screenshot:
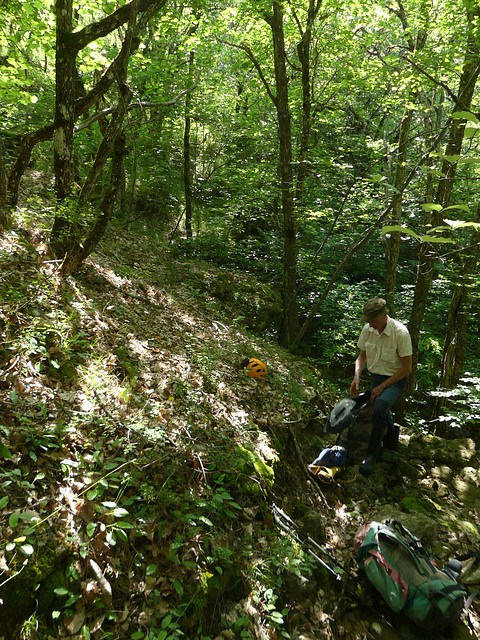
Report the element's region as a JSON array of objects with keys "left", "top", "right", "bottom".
[{"left": 244, "top": 358, "right": 267, "bottom": 380}]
